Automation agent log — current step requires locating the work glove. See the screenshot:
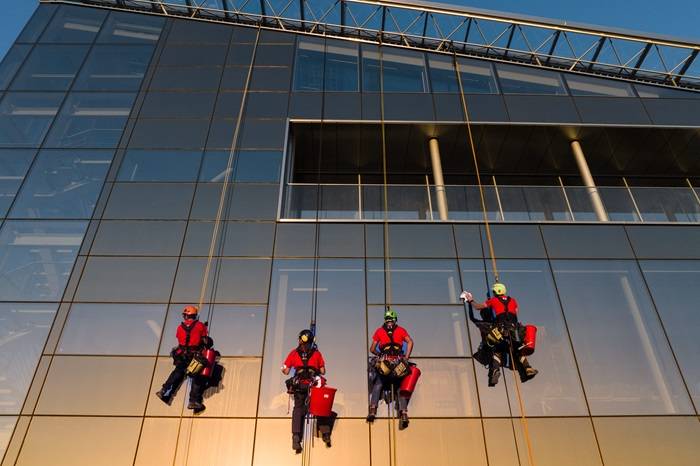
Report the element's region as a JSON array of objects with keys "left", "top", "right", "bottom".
[{"left": 460, "top": 291, "right": 473, "bottom": 303}]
